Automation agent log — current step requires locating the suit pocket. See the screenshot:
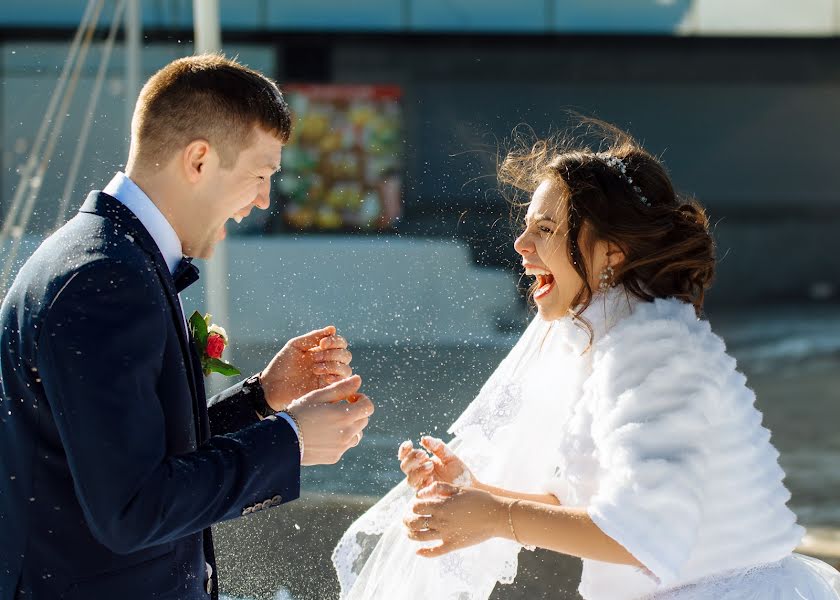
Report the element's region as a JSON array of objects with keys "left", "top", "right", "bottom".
[{"left": 60, "top": 548, "right": 181, "bottom": 600}]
